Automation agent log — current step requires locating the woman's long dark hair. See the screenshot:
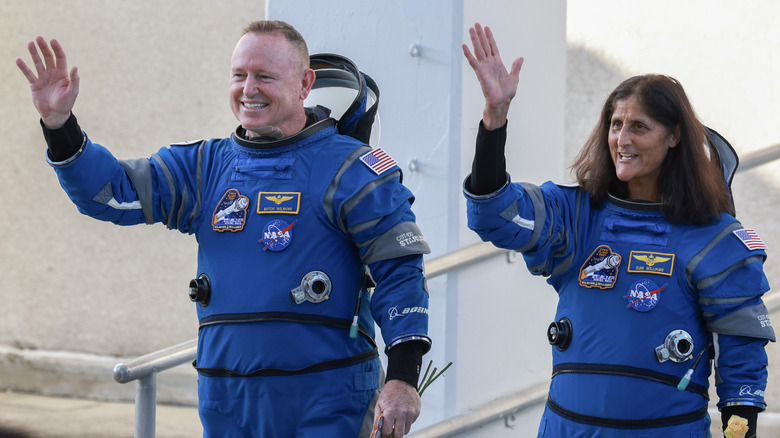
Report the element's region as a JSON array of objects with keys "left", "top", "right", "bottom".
[{"left": 572, "top": 74, "right": 734, "bottom": 224}]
